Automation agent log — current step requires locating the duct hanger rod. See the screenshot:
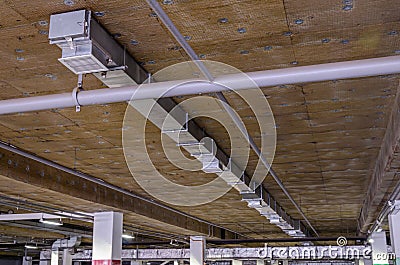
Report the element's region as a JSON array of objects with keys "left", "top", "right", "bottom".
[{"left": 0, "top": 56, "right": 400, "bottom": 115}]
